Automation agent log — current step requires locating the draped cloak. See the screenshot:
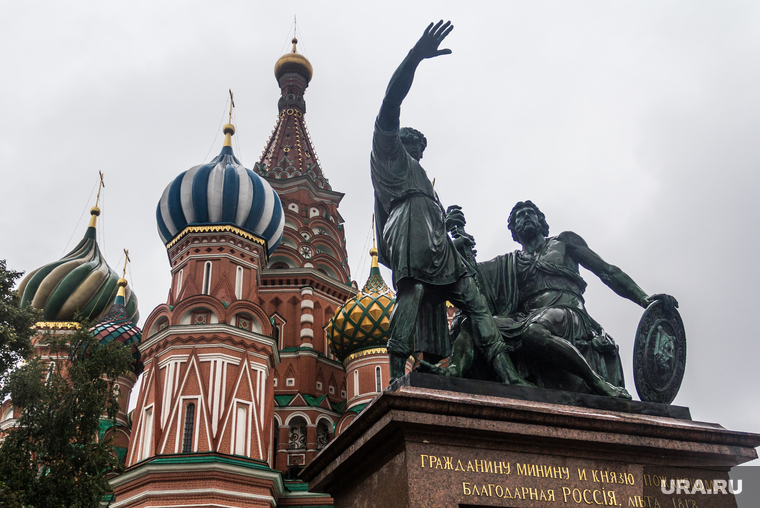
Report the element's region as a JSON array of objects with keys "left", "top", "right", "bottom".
[
  {"left": 371, "top": 119, "right": 466, "bottom": 357},
  {"left": 474, "top": 242, "right": 625, "bottom": 390}
]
